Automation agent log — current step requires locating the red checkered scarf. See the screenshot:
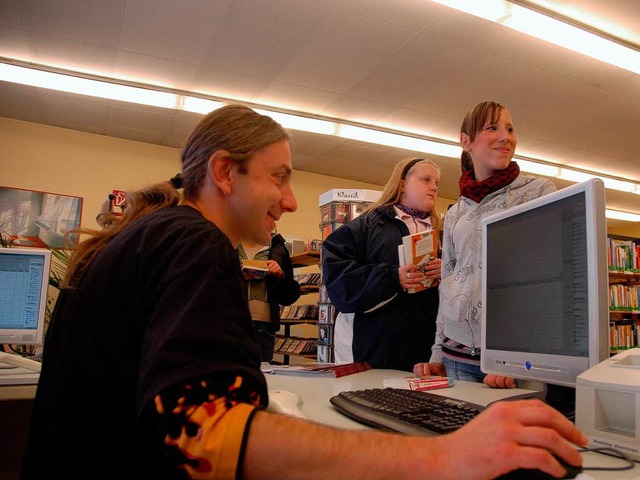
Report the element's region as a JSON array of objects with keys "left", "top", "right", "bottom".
[{"left": 459, "top": 161, "right": 520, "bottom": 203}]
